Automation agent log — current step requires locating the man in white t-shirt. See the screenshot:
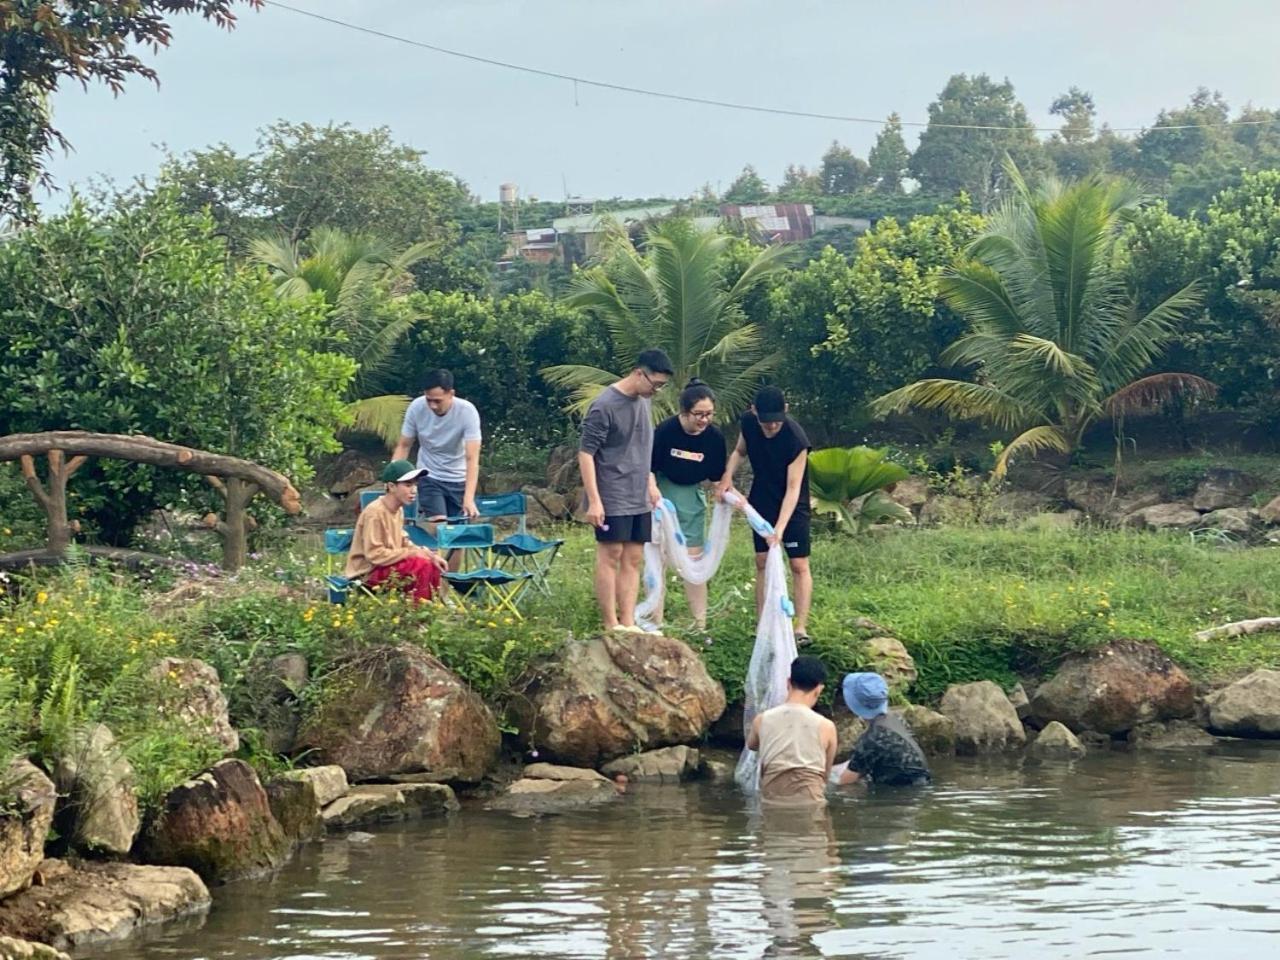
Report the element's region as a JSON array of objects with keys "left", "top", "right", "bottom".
[{"left": 393, "top": 370, "right": 482, "bottom": 568}]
